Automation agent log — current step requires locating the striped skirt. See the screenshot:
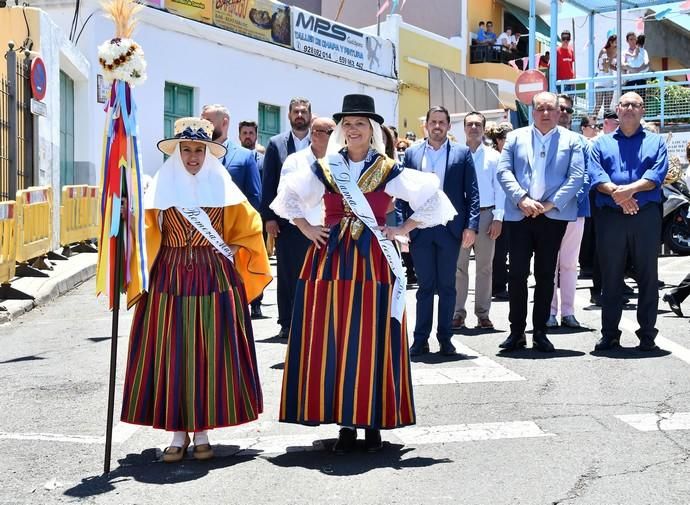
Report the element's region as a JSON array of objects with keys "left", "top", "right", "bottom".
[
  {"left": 121, "top": 246, "right": 263, "bottom": 432},
  {"left": 280, "top": 232, "right": 415, "bottom": 430}
]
